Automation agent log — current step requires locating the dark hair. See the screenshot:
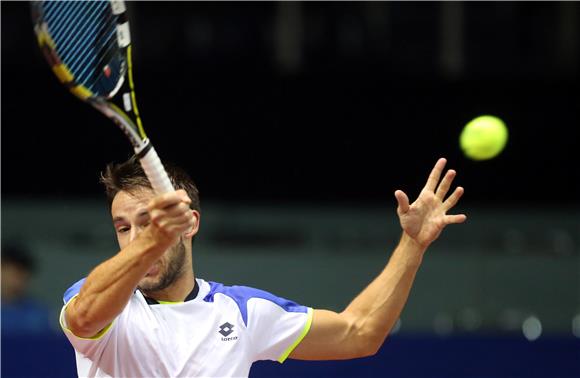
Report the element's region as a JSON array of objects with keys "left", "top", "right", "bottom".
[
  {"left": 1, "top": 243, "right": 36, "bottom": 272},
  {"left": 100, "top": 155, "right": 200, "bottom": 212}
]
